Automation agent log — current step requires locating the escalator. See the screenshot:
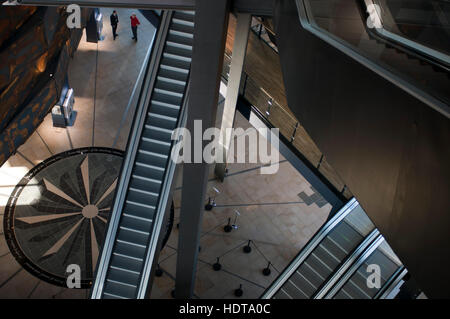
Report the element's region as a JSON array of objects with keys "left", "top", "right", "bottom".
[
  {"left": 326, "top": 238, "right": 405, "bottom": 299},
  {"left": 262, "top": 198, "right": 408, "bottom": 299},
  {"left": 90, "top": 10, "right": 194, "bottom": 299}
]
